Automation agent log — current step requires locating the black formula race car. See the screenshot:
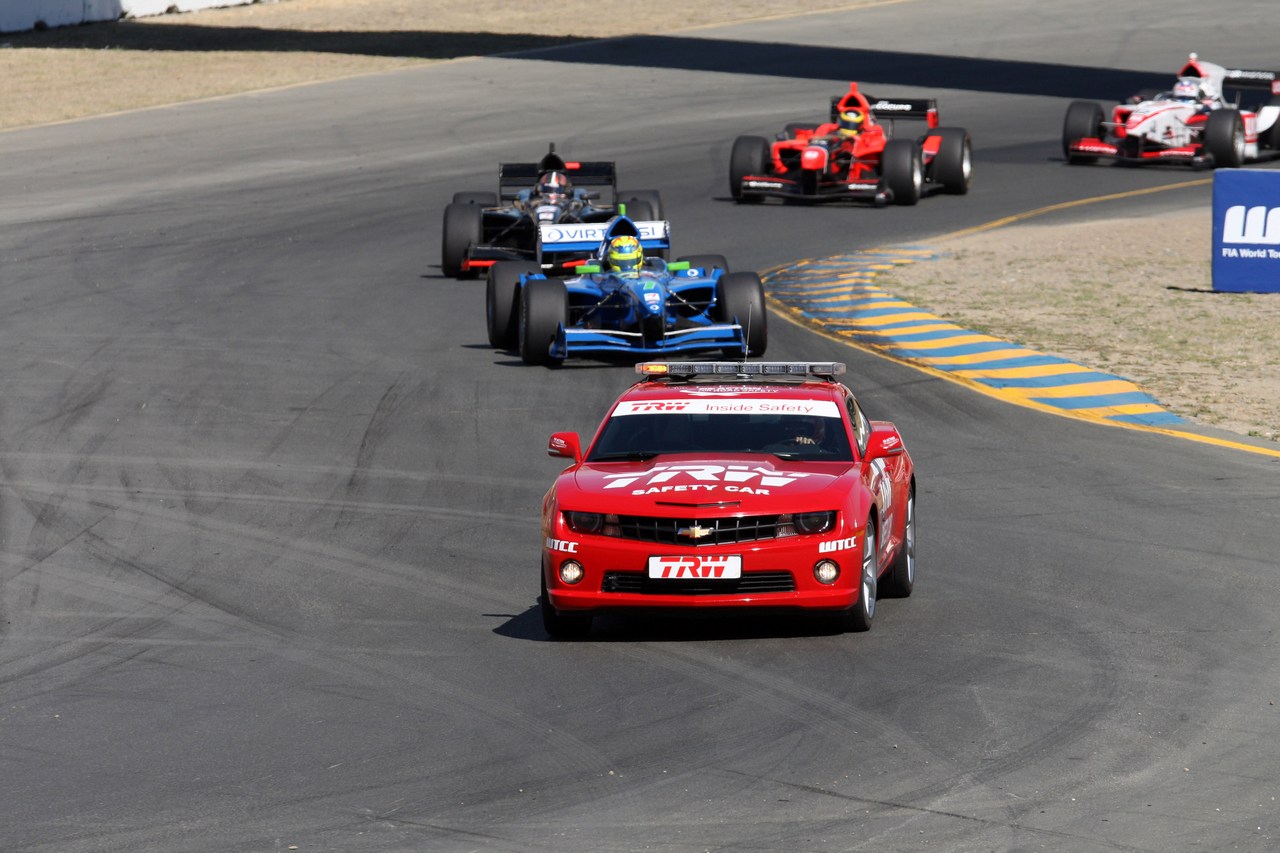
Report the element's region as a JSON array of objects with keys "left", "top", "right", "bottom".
[{"left": 441, "top": 144, "right": 663, "bottom": 278}]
